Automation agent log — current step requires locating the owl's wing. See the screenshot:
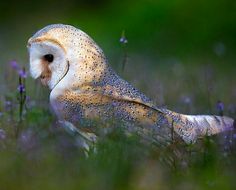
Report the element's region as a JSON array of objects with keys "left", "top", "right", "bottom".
[
  {"left": 80, "top": 74, "right": 165, "bottom": 114},
  {"left": 77, "top": 76, "right": 234, "bottom": 143}
]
